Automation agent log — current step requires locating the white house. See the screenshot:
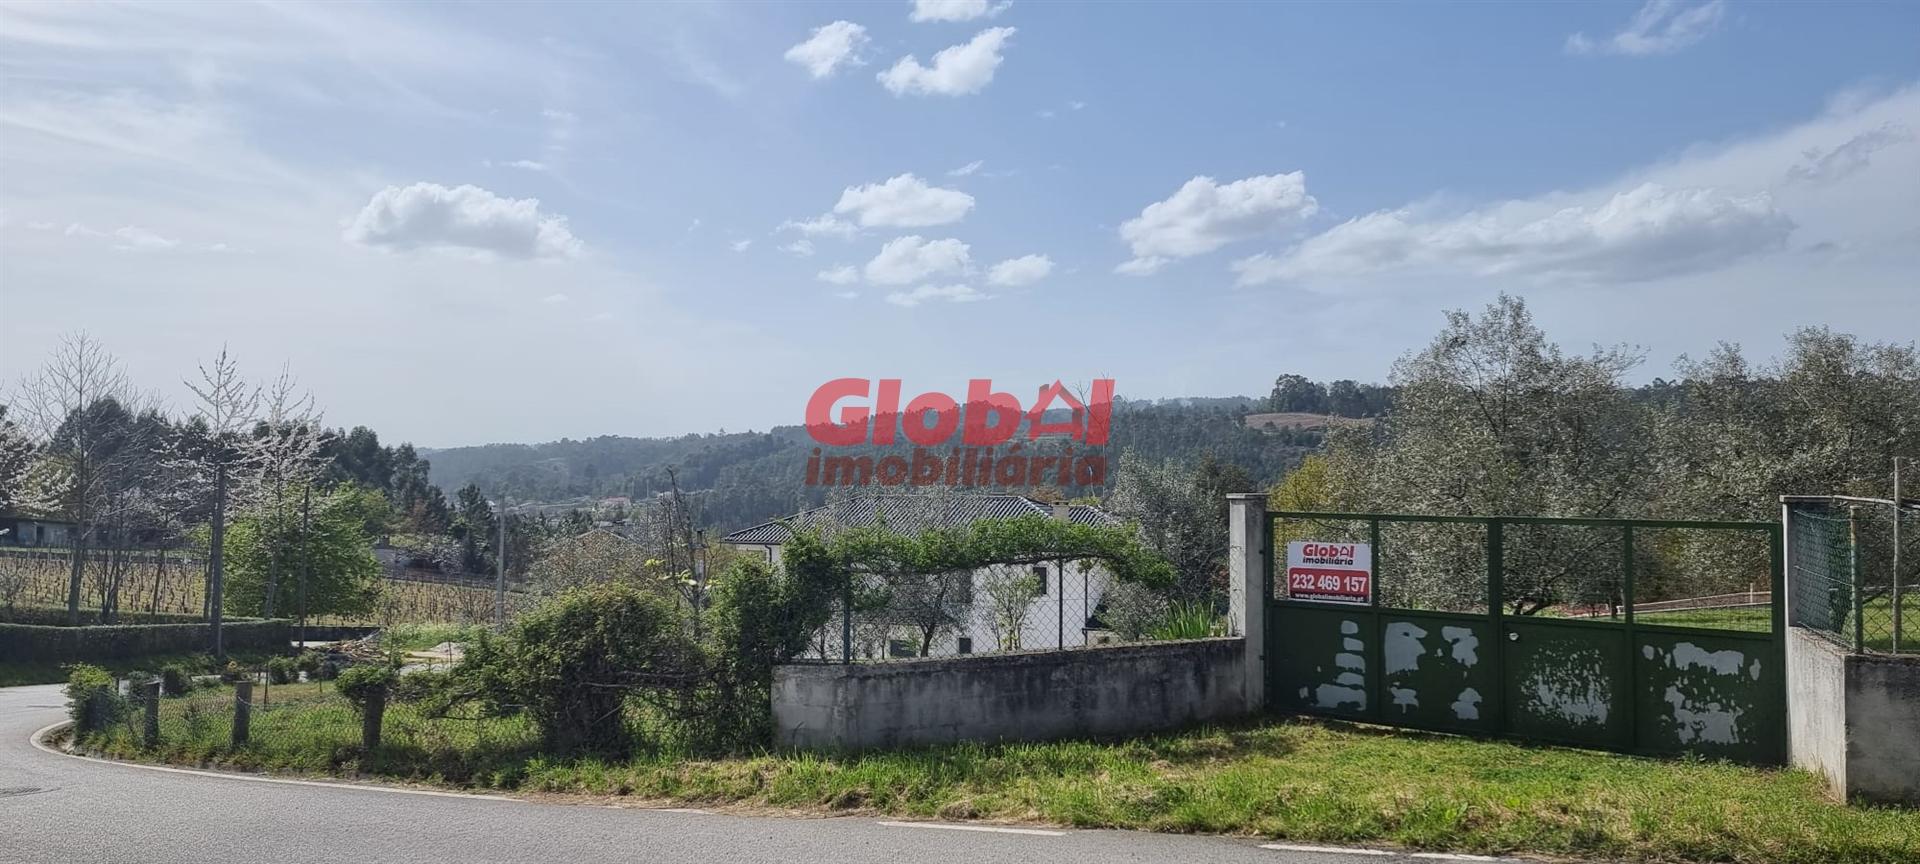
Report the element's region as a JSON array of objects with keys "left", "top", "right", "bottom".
[{"left": 721, "top": 494, "right": 1121, "bottom": 658}]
